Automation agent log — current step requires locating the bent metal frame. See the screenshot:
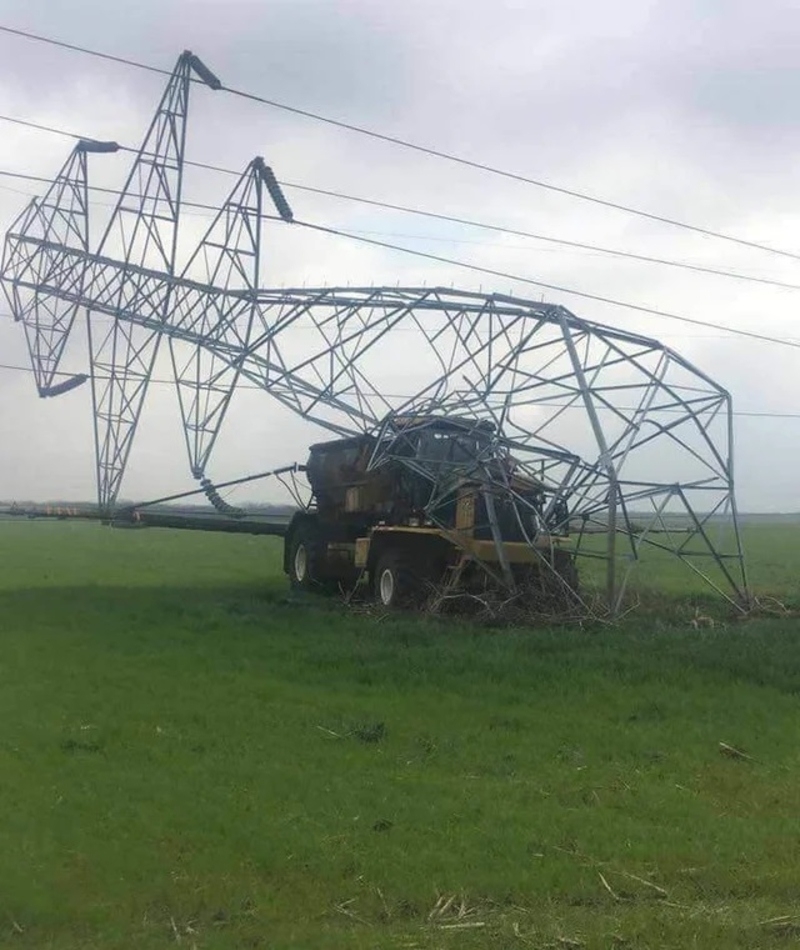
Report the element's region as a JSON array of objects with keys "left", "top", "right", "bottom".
[{"left": 0, "top": 51, "right": 749, "bottom": 612}]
